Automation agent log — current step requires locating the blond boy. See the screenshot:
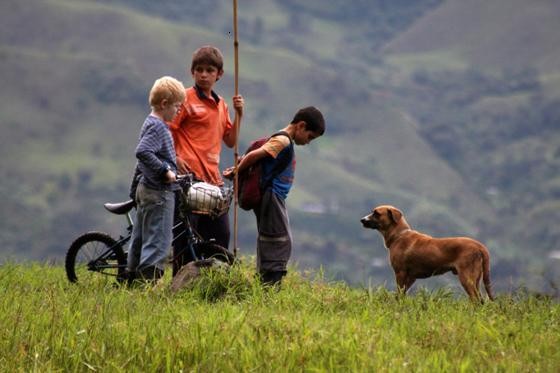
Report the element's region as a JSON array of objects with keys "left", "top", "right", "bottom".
[{"left": 127, "top": 76, "right": 185, "bottom": 282}]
